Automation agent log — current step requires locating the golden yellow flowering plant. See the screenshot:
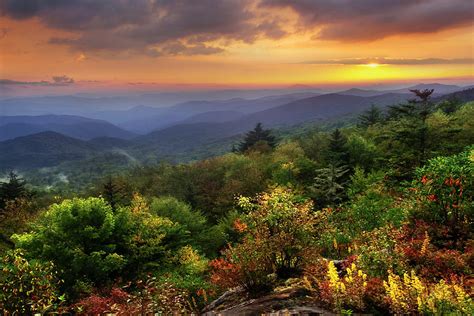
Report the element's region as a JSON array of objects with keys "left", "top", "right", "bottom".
[
  {"left": 319, "top": 260, "right": 368, "bottom": 313},
  {"left": 421, "top": 280, "right": 473, "bottom": 314},
  {"left": 383, "top": 270, "right": 426, "bottom": 314},
  {"left": 383, "top": 270, "right": 474, "bottom": 314}
]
